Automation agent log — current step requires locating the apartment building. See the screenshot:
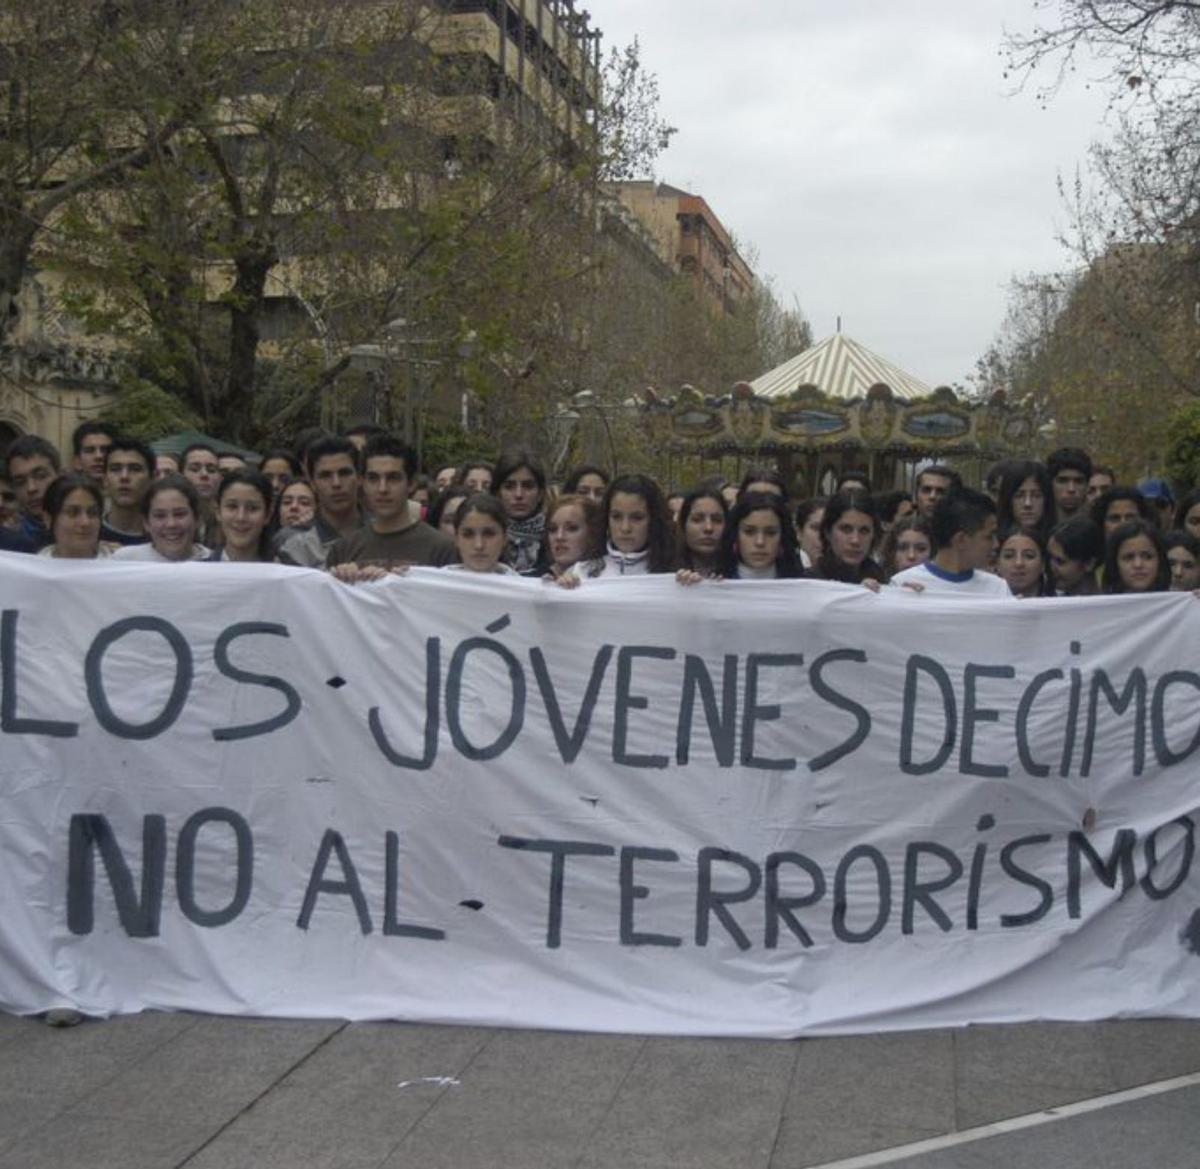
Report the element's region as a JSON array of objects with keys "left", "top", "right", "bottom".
[{"left": 608, "top": 180, "right": 756, "bottom": 315}]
